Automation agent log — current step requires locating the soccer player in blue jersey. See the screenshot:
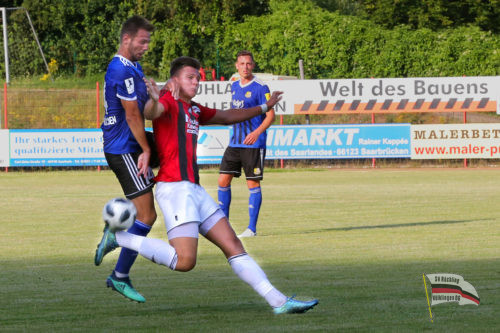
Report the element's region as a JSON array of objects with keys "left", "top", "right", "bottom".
[
  {"left": 218, "top": 50, "right": 275, "bottom": 237},
  {"left": 99, "top": 15, "right": 156, "bottom": 303}
]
